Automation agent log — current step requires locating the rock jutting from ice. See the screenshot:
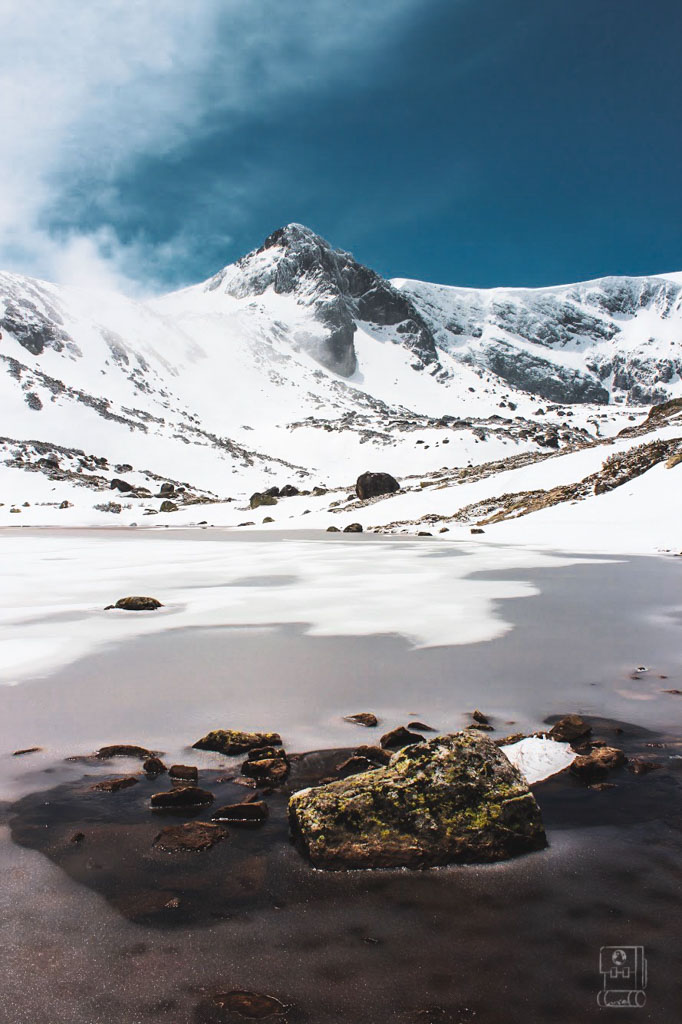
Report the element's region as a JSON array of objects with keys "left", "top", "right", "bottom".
[
  {"left": 288, "top": 732, "right": 547, "bottom": 870},
  {"left": 104, "top": 596, "right": 163, "bottom": 612},
  {"left": 343, "top": 712, "right": 378, "bottom": 727},
  {"left": 192, "top": 729, "right": 282, "bottom": 756}
]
